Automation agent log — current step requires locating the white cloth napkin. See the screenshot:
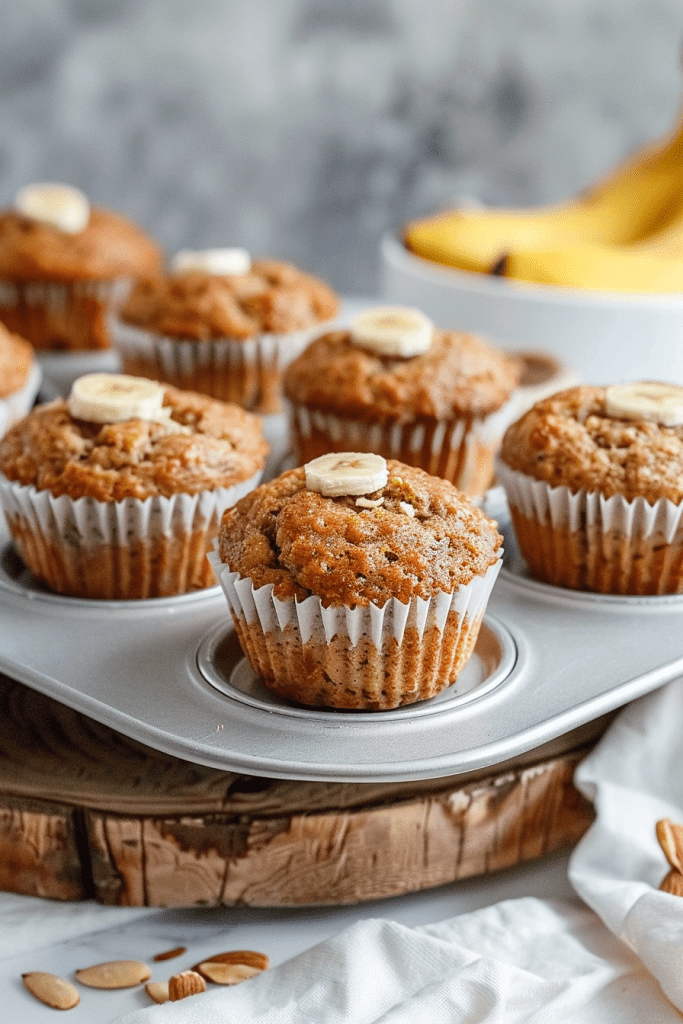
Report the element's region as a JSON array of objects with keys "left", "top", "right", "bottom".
[
  {"left": 569, "top": 676, "right": 683, "bottom": 1014},
  {"left": 116, "top": 897, "right": 677, "bottom": 1023},
  {"left": 115, "top": 679, "right": 683, "bottom": 1024}
]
